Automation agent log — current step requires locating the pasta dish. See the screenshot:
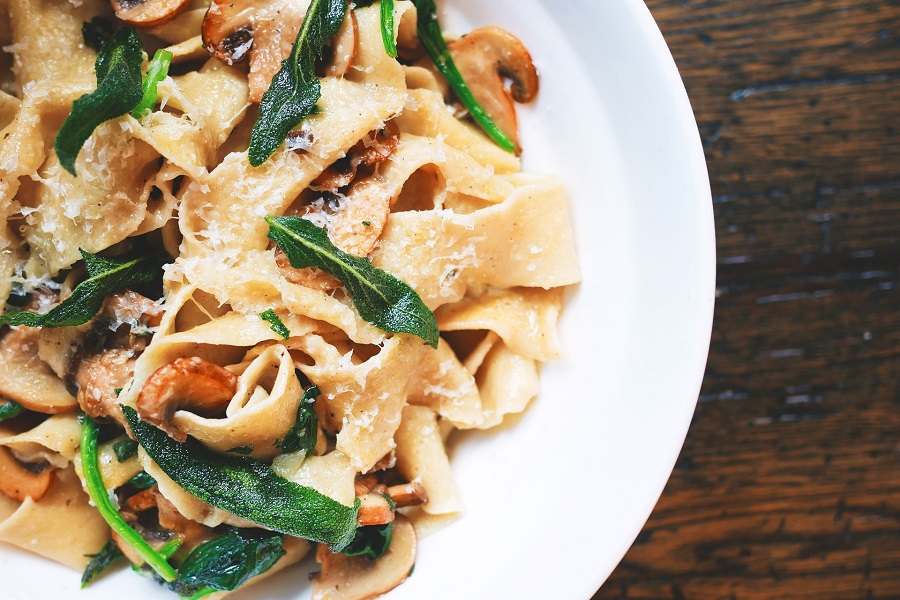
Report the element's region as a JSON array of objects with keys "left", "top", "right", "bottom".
[{"left": 0, "top": 0, "right": 579, "bottom": 597}]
